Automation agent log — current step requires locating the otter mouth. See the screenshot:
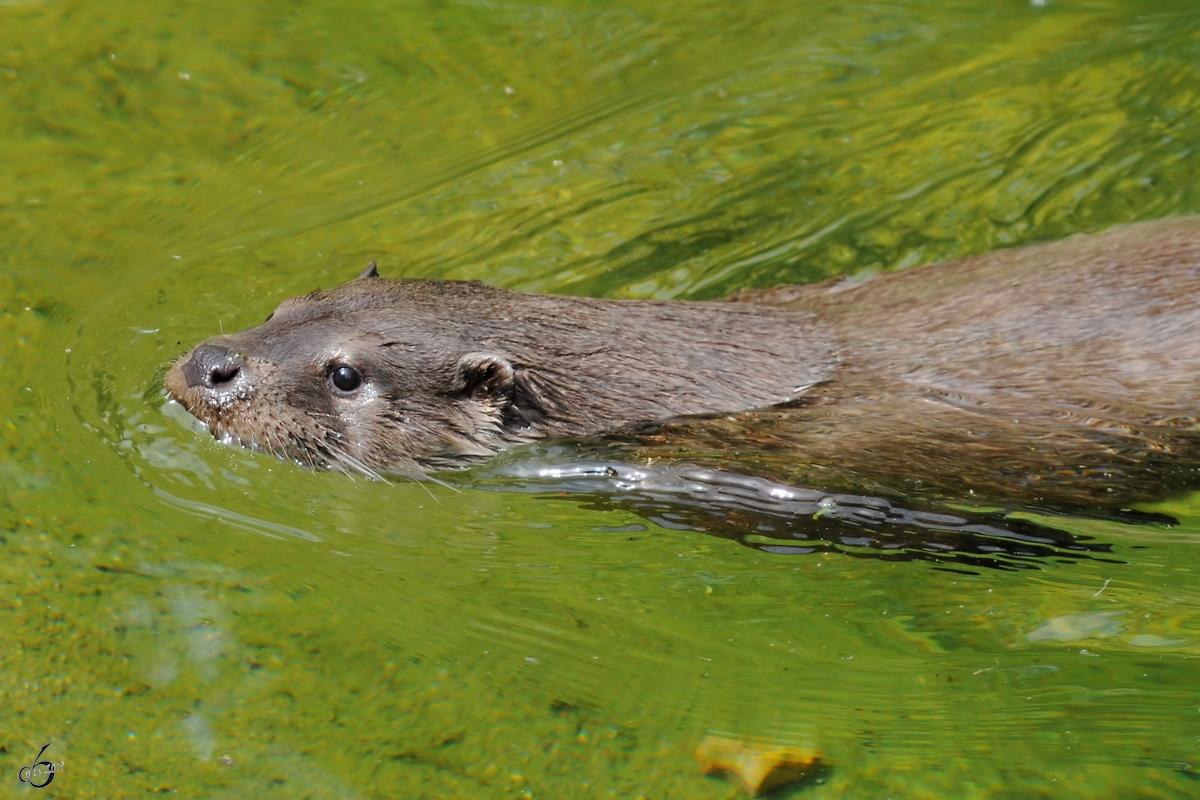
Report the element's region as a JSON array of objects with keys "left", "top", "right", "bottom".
[
  {"left": 165, "top": 374, "right": 268, "bottom": 459},
  {"left": 166, "top": 384, "right": 341, "bottom": 473},
  {"left": 193, "top": 416, "right": 266, "bottom": 456},
  {"left": 165, "top": 348, "right": 326, "bottom": 470}
]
